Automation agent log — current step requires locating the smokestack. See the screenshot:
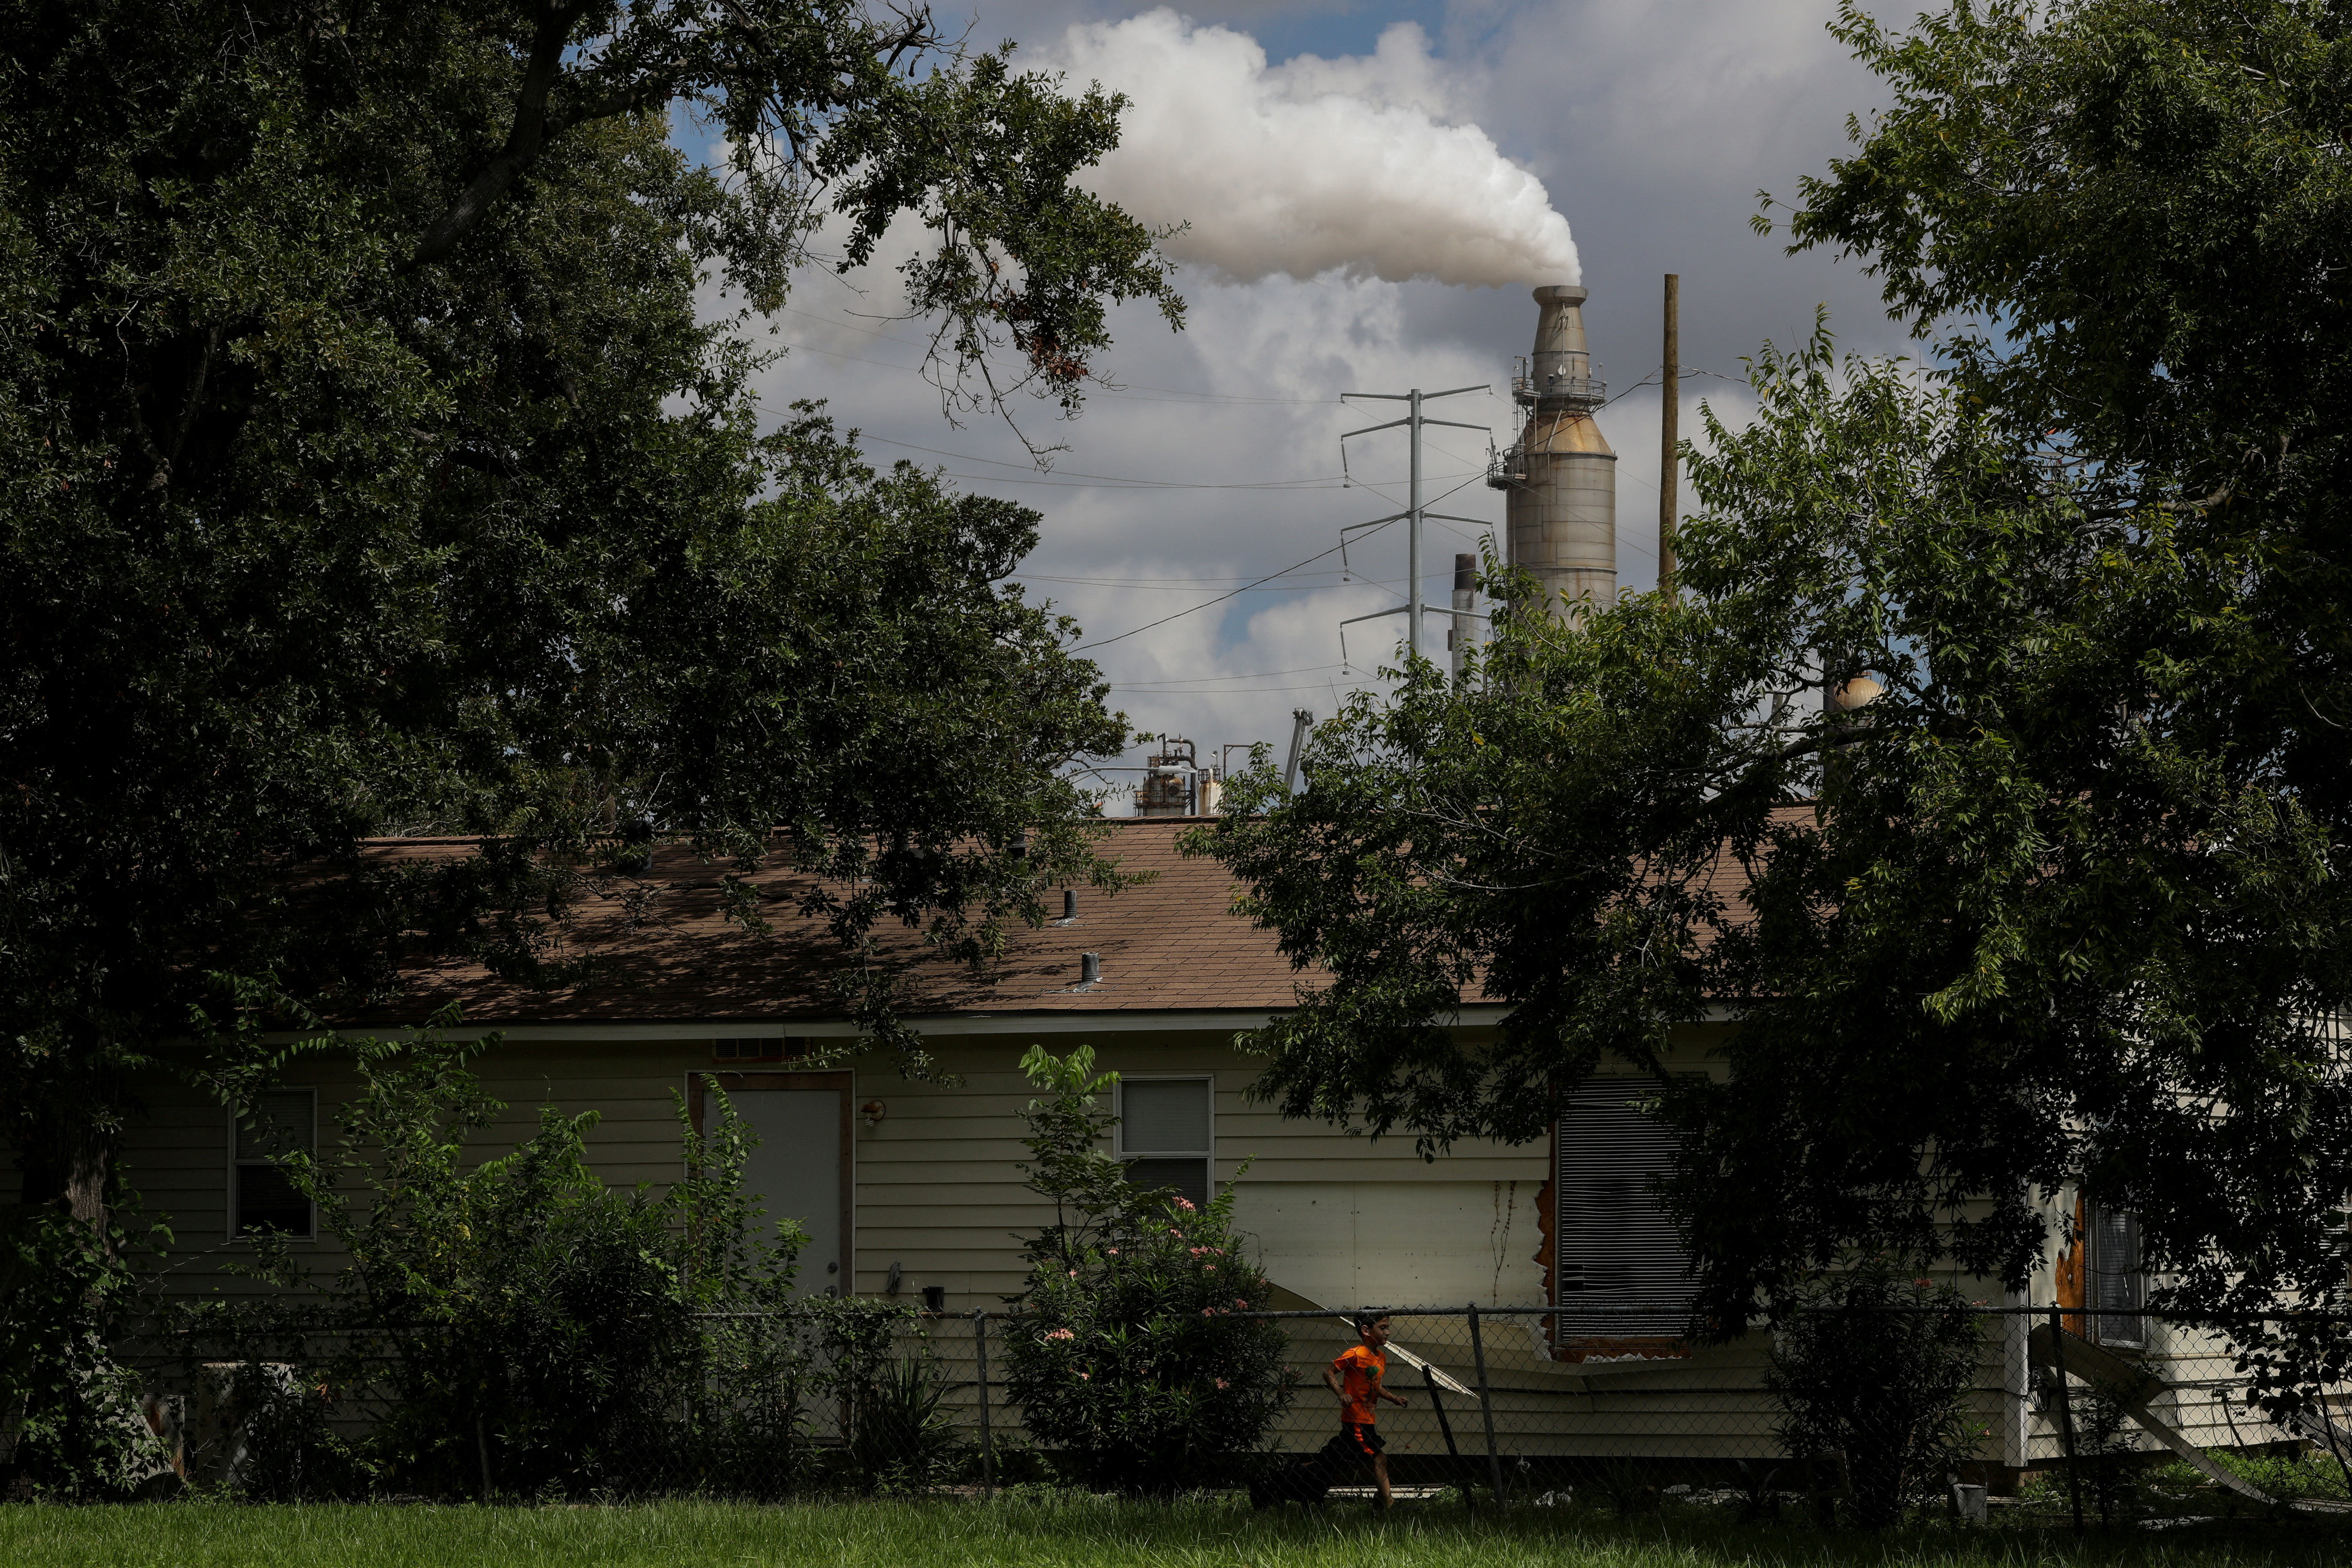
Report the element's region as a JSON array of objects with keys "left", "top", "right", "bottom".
[
  {"left": 1449, "top": 553, "right": 1476, "bottom": 682},
  {"left": 1497, "top": 285, "right": 1616, "bottom": 620}
]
